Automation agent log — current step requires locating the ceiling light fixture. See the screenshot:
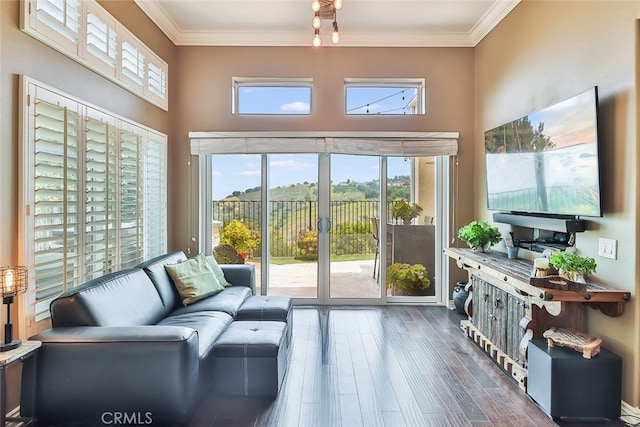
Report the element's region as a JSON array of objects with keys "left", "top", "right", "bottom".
[{"left": 311, "top": 0, "right": 342, "bottom": 47}]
